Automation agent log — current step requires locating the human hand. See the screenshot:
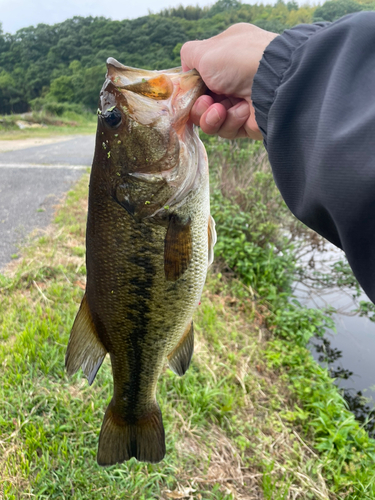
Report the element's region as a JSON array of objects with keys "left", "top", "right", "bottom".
[{"left": 180, "top": 23, "right": 278, "bottom": 140}]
